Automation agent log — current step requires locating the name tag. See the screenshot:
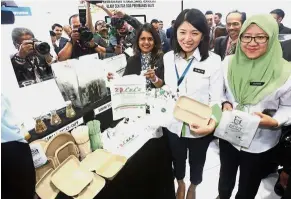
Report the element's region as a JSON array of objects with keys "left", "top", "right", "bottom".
[
  {"left": 193, "top": 68, "right": 205, "bottom": 74},
  {"left": 250, "top": 82, "right": 265, "bottom": 86}
]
